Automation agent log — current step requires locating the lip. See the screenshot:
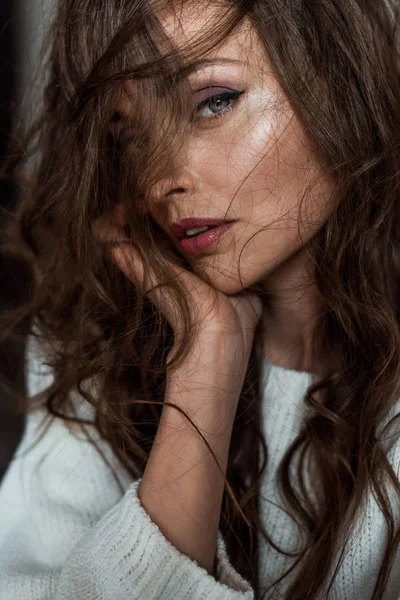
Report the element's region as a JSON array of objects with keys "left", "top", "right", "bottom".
[
  {"left": 176, "top": 221, "right": 235, "bottom": 255},
  {"left": 170, "top": 218, "right": 235, "bottom": 240}
]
